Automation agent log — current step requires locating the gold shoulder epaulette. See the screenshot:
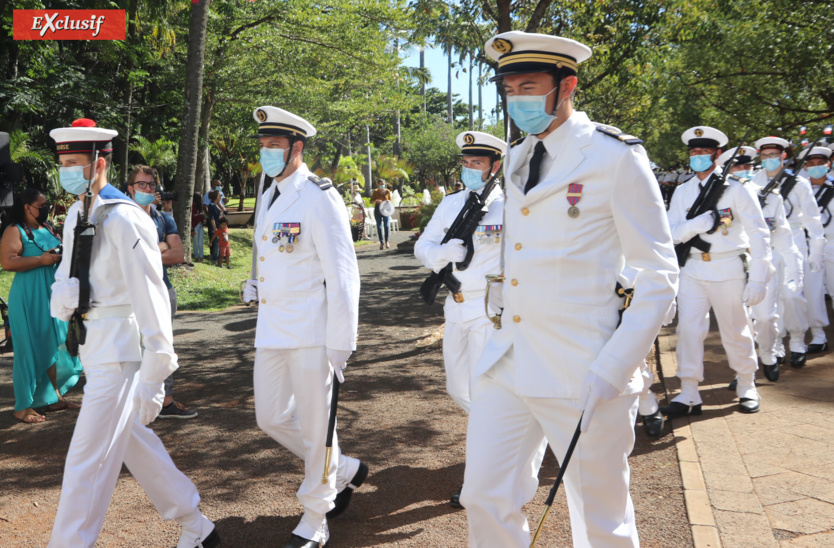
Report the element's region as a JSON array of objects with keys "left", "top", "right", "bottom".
[
  {"left": 510, "top": 137, "right": 524, "bottom": 148},
  {"left": 595, "top": 125, "right": 643, "bottom": 145},
  {"left": 308, "top": 175, "right": 333, "bottom": 190}
]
